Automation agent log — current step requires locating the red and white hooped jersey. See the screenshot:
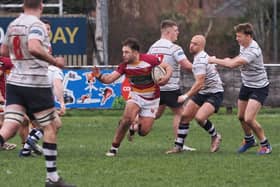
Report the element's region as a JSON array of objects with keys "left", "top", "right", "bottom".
[{"left": 116, "top": 54, "right": 161, "bottom": 100}]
